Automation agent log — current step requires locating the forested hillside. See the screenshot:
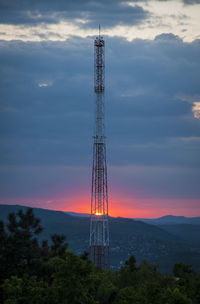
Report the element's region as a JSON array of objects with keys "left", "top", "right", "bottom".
[
  {"left": 0, "top": 207, "right": 200, "bottom": 303},
  {"left": 0, "top": 204, "right": 200, "bottom": 273}
]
